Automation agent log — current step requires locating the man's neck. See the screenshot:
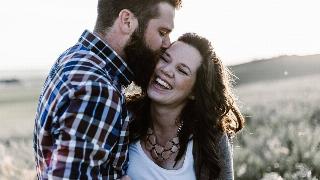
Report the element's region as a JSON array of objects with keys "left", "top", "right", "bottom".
[{"left": 93, "top": 29, "right": 126, "bottom": 58}]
